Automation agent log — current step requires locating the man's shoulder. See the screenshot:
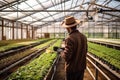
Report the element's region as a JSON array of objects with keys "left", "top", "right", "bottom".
[
  {"left": 65, "top": 36, "right": 74, "bottom": 43},
  {"left": 71, "top": 31, "right": 87, "bottom": 41},
  {"left": 71, "top": 31, "right": 85, "bottom": 37},
  {"left": 79, "top": 32, "right": 87, "bottom": 39}
]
